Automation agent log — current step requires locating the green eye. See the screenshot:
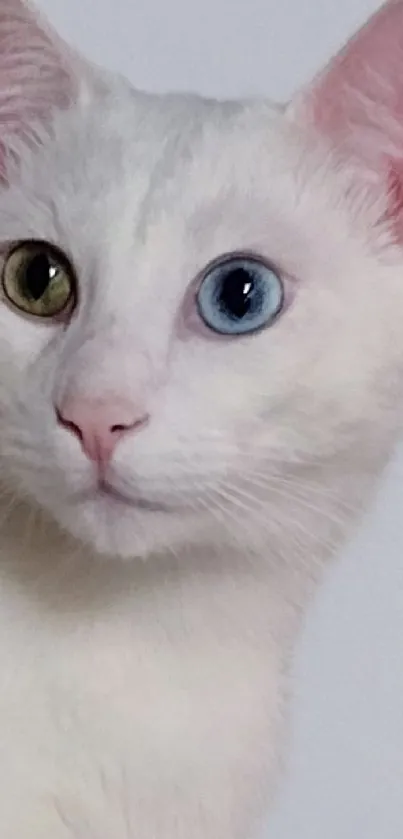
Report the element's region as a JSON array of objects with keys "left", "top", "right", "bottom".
[{"left": 2, "top": 241, "right": 76, "bottom": 318}]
